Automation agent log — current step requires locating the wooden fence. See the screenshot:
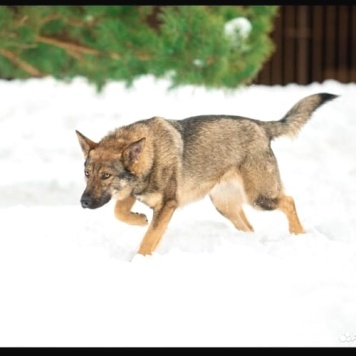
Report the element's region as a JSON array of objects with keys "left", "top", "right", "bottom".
[{"left": 254, "top": 5, "right": 356, "bottom": 85}]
